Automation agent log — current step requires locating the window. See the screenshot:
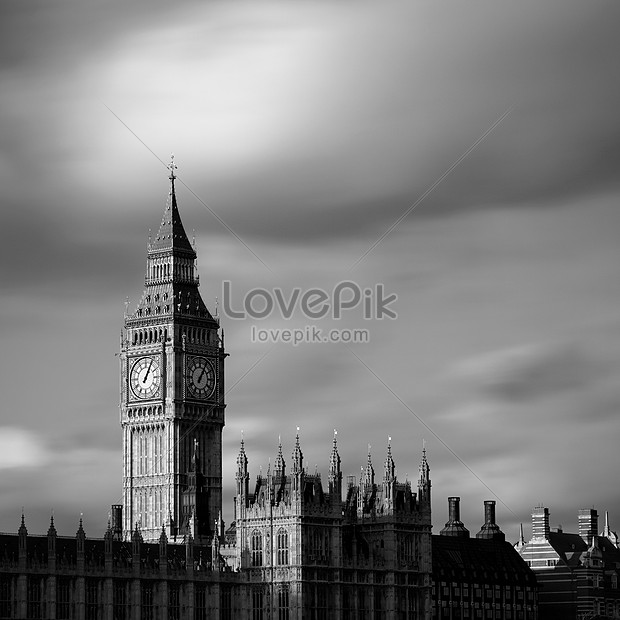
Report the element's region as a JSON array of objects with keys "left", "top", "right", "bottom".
[
  {"left": 277, "top": 585, "right": 289, "bottom": 620},
  {"left": 168, "top": 585, "right": 180, "bottom": 620},
  {"left": 0, "top": 576, "right": 14, "bottom": 619},
  {"left": 85, "top": 579, "right": 99, "bottom": 620},
  {"left": 373, "top": 587, "right": 383, "bottom": 620},
  {"left": 221, "top": 587, "right": 232, "bottom": 620},
  {"left": 251, "top": 531, "right": 263, "bottom": 567},
  {"left": 252, "top": 587, "right": 264, "bottom": 620},
  {"left": 277, "top": 529, "right": 289, "bottom": 565},
  {"left": 141, "top": 583, "right": 154, "bottom": 620},
  {"left": 113, "top": 581, "right": 129, "bottom": 620},
  {"left": 27, "top": 578, "right": 43, "bottom": 620},
  {"left": 195, "top": 586, "right": 208, "bottom": 620},
  {"left": 399, "top": 535, "right": 414, "bottom": 565},
  {"left": 56, "top": 578, "right": 71, "bottom": 620}
]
